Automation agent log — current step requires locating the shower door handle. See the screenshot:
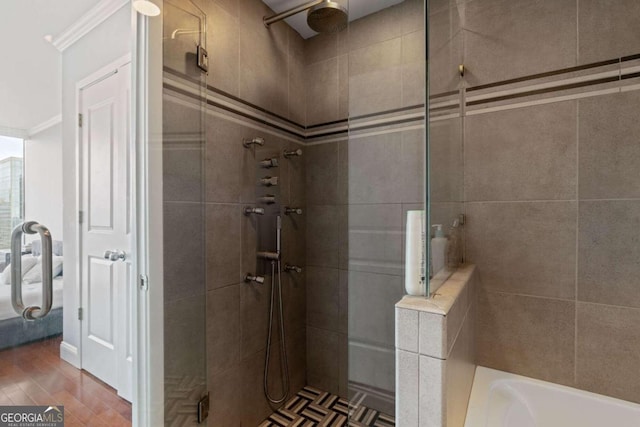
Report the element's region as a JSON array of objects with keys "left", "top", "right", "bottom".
[{"left": 10, "top": 221, "right": 53, "bottom": 321}]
